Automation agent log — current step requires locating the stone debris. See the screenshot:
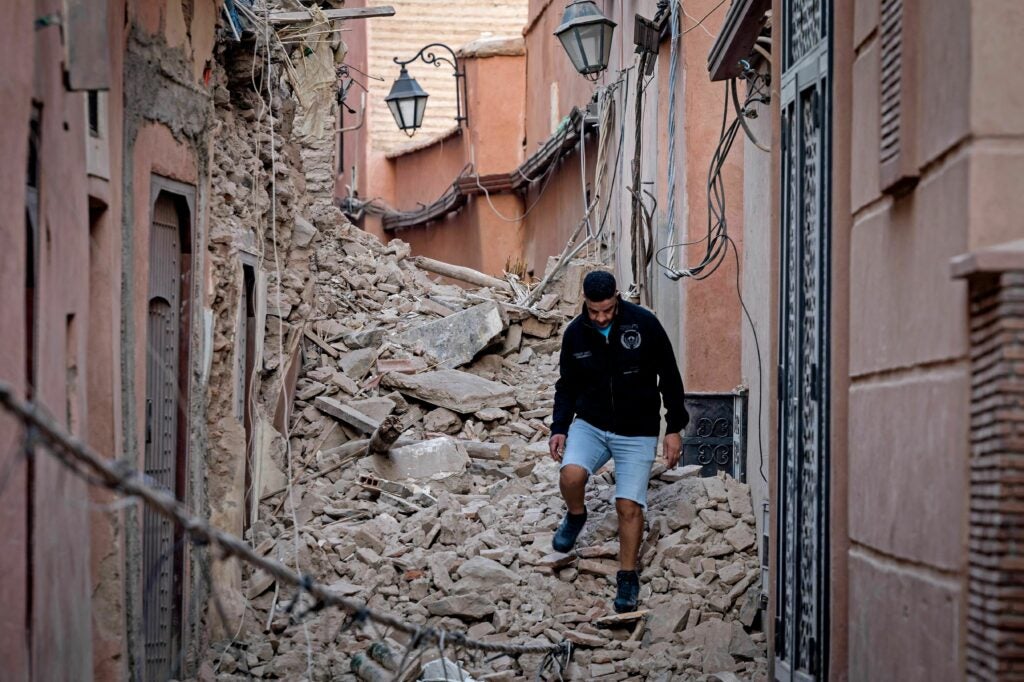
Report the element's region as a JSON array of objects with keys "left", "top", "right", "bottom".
[
  {"left": 363, "top": 437, "right": 471, "bottom": 482},
  {"left": 393, "top": 300, "right": 507, "bottom": 368},
  {"left": 381, "top": 370, "right": 517, "bottom": 415},
  {"left": 203, "top": 222, "right": 768, "bottom": 681}
]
